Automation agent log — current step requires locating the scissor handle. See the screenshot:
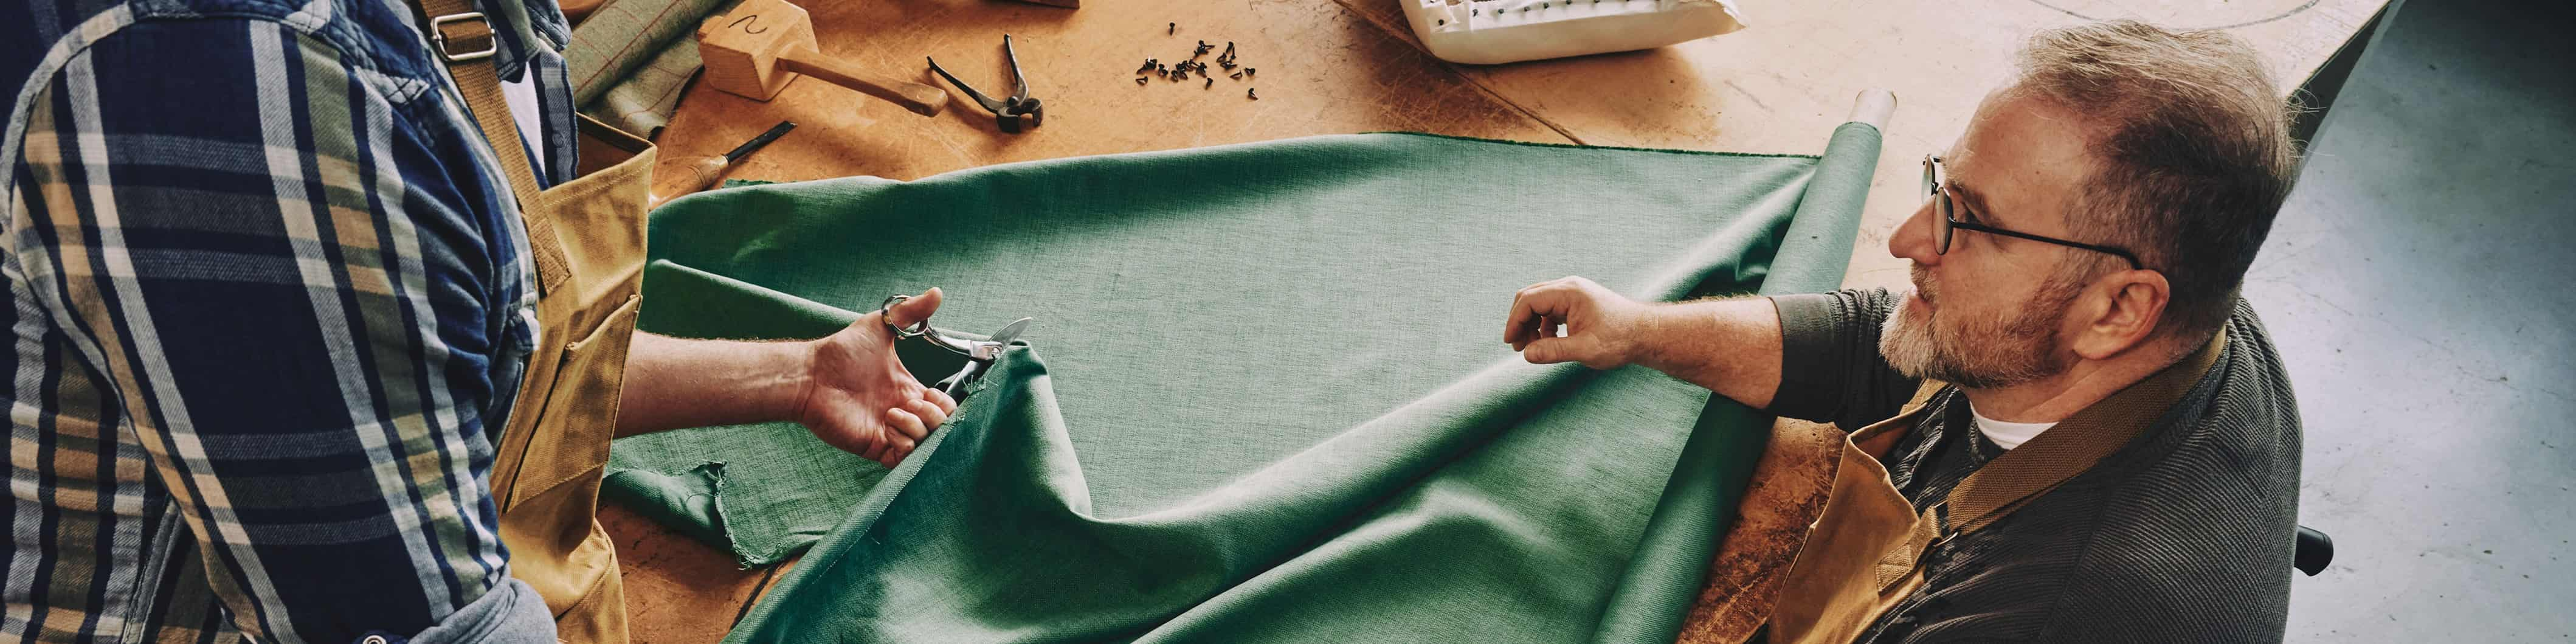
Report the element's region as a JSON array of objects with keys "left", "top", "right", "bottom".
[
  {"left": 880, "top": 294, "right": 990, "bottom": 359},
  {"left": 880, "top": 295, "right": 934, "bottom": 339}
]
